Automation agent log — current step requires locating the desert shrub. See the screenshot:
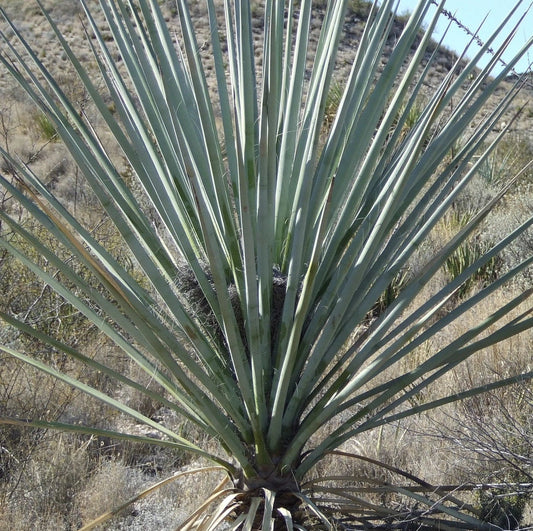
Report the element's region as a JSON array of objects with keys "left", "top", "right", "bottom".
[
  {"left": 477, "top": 490, "right": 526, "bottom": 530},
  {"left": 0, "top": 222, "right": 98, "bottom": 348},
  {"left": 323, "top": 78, "right": 345, "bottom": 128},
  {"left": 74, "top": 459, "right": 172, "bottom": 529},
  {"left": 34, "top": 111, "right": 59, "bottom": 142},
  {"left": 371, "top": 268, "right": 411, "bottom": 318},
  {"left": 349, "top": 0, "right": 372, "bottom": 18},
  {"left": 482, "top": 194, "right": 533, "bottom": 289},
  {"left": 0, "top": 432, "right": 97, "bottom": 531},
  {"left": 447, "top": 380, "right": 532, "bottom": 484},
  {"left": 441, "top": 210, "right": 503, "bottom": 299},
  {"left": 476, "top": 134, "right": 533, "bottom": 191}
]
